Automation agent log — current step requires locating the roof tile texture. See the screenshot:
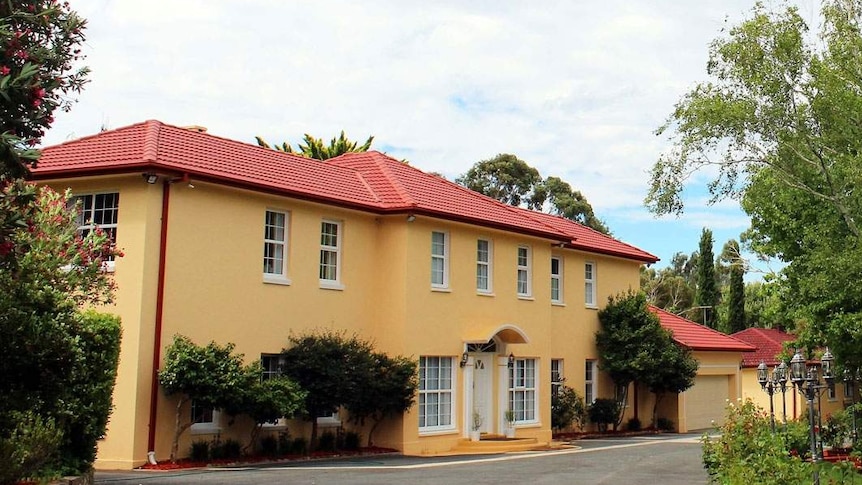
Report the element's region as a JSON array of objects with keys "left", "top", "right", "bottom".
[
  {"left": 731, "top": 327, "right": 796, "bottom": 368},
  {"left": 35, "top": 120, "right": 658, "bottom": 263},
  {"left": 650, "top": 306, "right": 755, "bottom": 352}
]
